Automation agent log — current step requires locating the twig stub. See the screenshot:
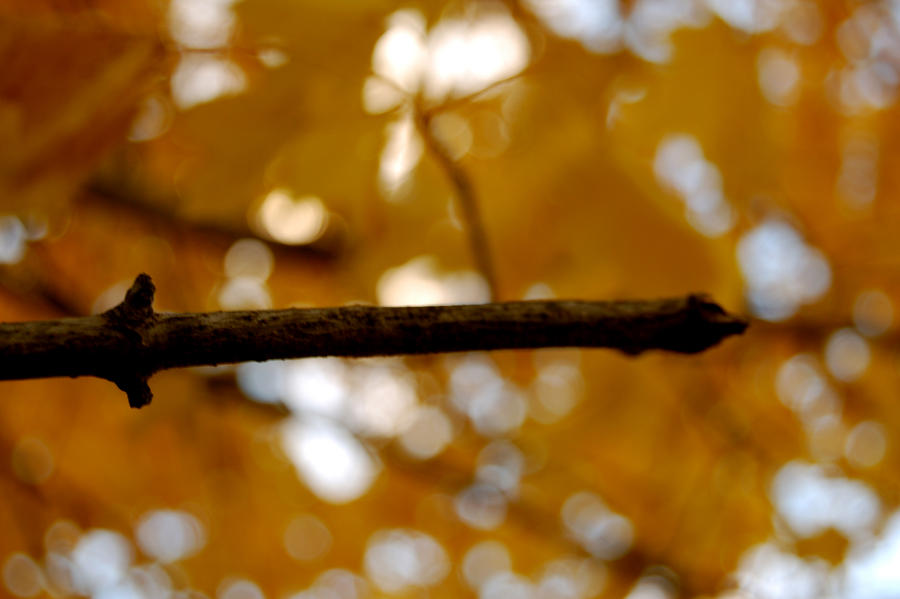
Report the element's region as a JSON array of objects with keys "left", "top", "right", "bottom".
[
  {"left": 103, "top": 273, "right": 156, "bottom": 326},
  {"left": 101, "top": 273, "right": 157, "bottom": 407}
]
